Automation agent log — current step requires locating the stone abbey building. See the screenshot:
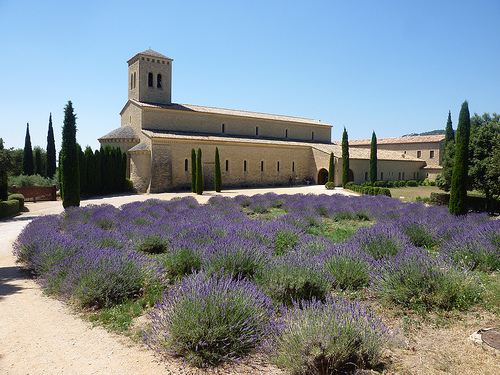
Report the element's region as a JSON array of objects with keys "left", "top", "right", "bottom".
[{"left": 99, "top": 49, "right": 443, "bottom": 193}]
